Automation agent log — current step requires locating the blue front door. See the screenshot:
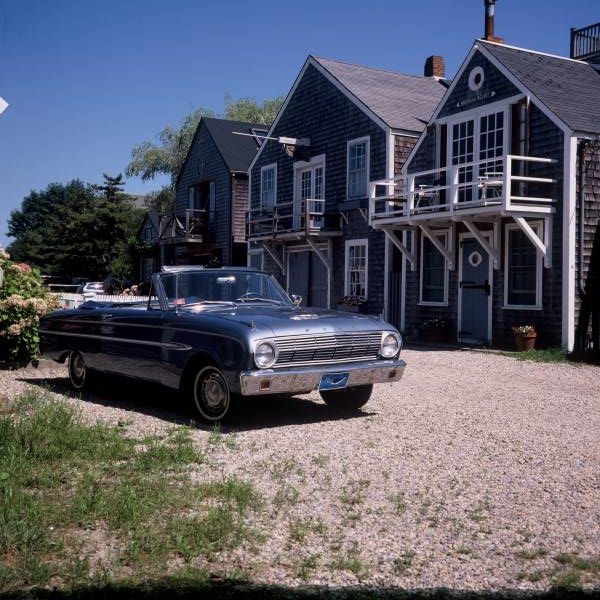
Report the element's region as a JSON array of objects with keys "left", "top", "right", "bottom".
[{"left": 459, "top": 238, "right": 490, "bottom": 344}]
